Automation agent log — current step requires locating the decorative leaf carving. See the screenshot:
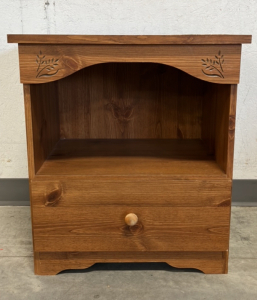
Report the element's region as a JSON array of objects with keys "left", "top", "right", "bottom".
[
  {"left": 36, "top": 51, "right": 60, "bottom": 78},
  {"left": 201, "top": 51, "right": 225, "bottom": 78}
]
